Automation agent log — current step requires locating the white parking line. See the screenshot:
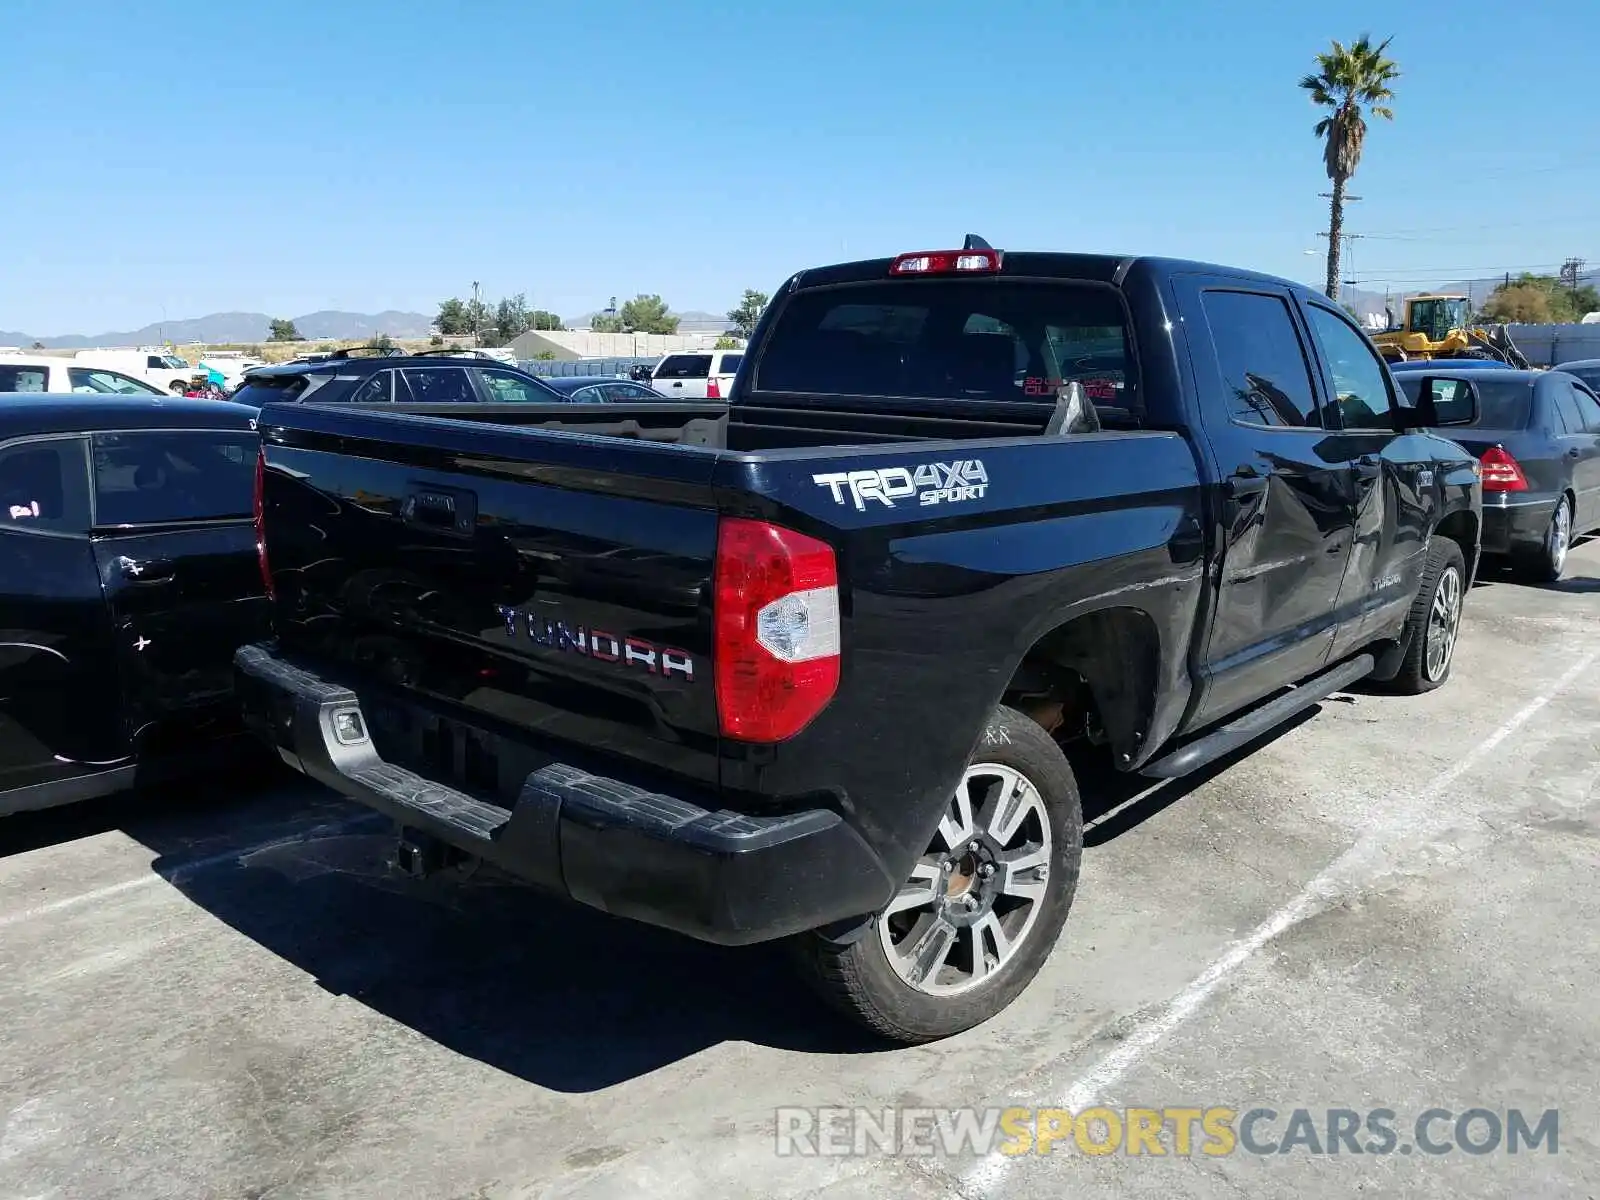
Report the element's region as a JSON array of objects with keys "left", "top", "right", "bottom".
[
  {"left": 964, "top": 648, "right": 1600, "bottom": 1196},
  {"left": 0, "top": 812, "right": 382, "bottom": 932}
]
